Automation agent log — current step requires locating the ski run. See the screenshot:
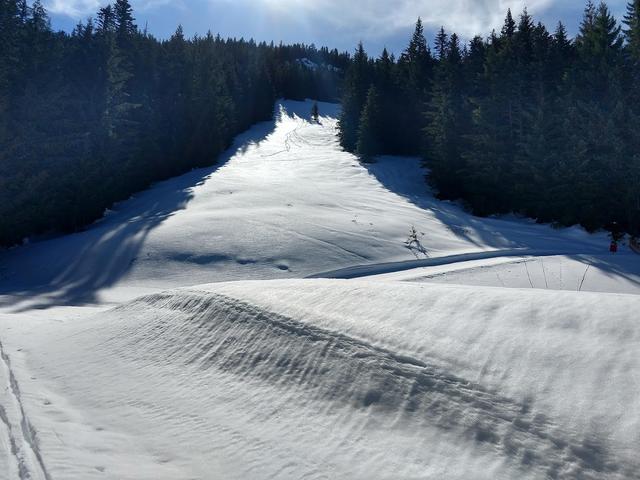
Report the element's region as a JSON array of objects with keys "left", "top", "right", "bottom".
[{"left": 1, "top": 100, "right": 639, "bottom": 479}]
